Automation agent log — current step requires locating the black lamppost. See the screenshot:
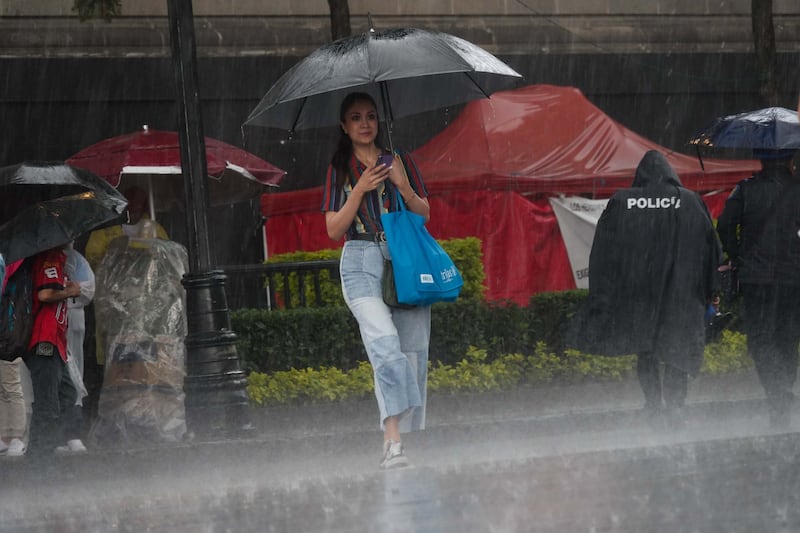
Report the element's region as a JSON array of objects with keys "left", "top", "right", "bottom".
[{"left": 166, "top": 0, "right": 251, "bottom": 437}]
